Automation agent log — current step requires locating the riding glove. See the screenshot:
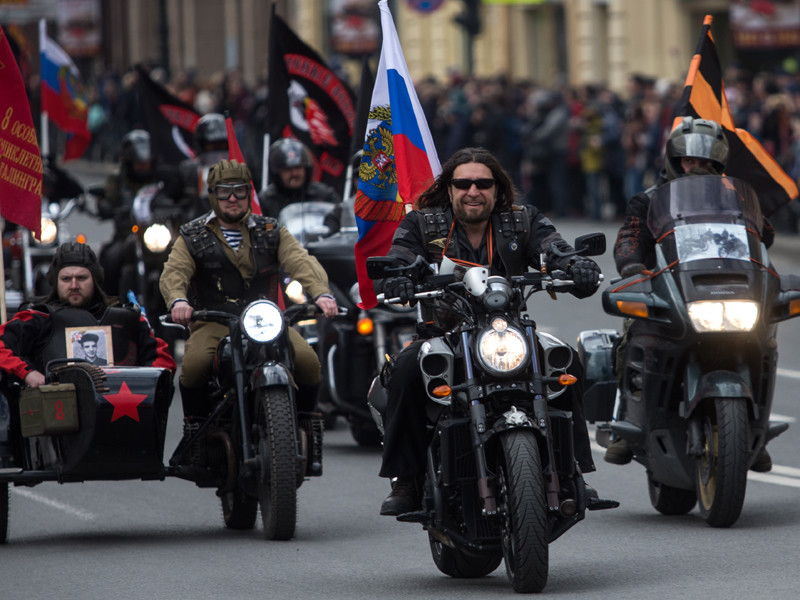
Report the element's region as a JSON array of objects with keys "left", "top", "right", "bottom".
[
  {"left": 383, "top": 276, "right": 416, "bottom": 305},
  {"left": 569, "top": 258, "right": 601, "bottom": 295}
]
